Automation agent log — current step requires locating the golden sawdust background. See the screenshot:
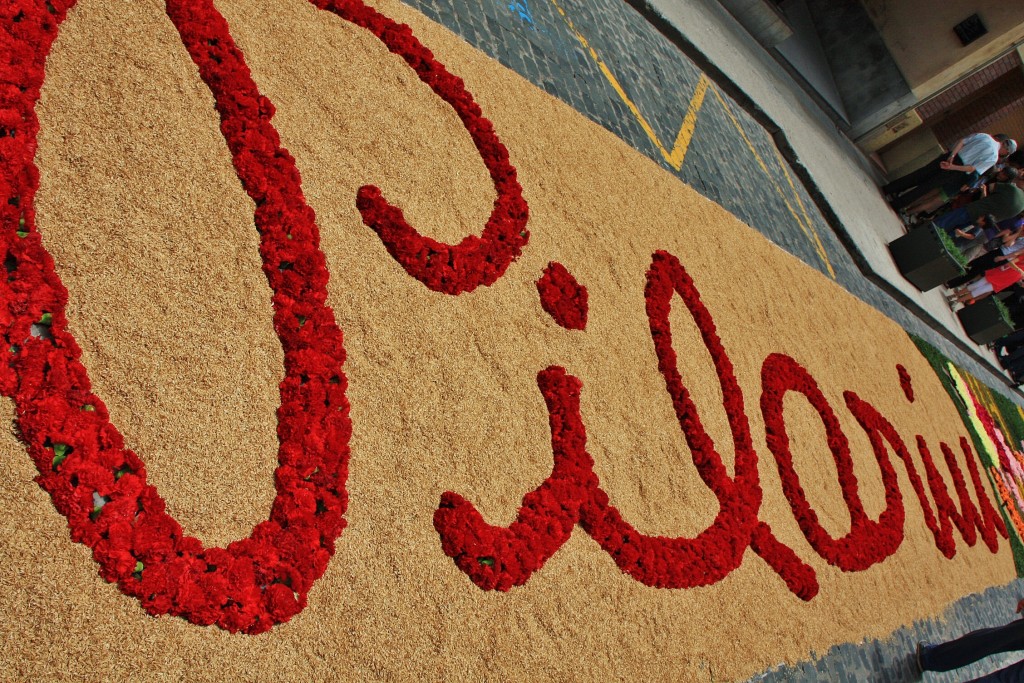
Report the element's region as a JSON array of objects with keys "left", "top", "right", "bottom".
[{"left": 0, "top": 0, "right": 1014, "bottom": 680}]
